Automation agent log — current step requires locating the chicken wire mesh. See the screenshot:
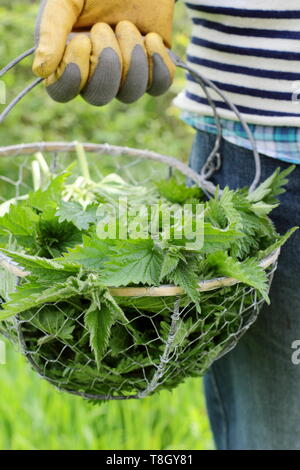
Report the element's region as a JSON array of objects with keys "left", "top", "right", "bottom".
[
  {"left": 0, "top": 53, "right": 279, "bottom": 400},
  {"left": 1, "top": 273, "right": 275, "bottom": 401}
]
